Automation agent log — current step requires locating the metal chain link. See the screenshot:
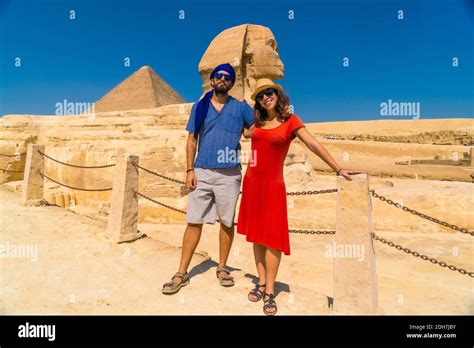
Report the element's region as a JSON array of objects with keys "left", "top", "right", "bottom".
[
  {"left": 39, "top": 171, "right": 112, "bottom": 192},
  {"left": 0, "top": 152, "right": 26, "bottom": 157},
  {"left": 289, "top": 229, "right": 336, "bottom": 235},
  {"left": 371, "top": 232, "right": 473, "bottom": 278},
  {"left": 135, "top": 191, "right": 187, "bottom": 214},
  {"left": 133, "top": 163, "right": 187, "bottom": 185},
  {"left": 370, "top": 189, "right": 474, "bottom": 236},
  {"left": 287, "top": 188, "right": 338, "bottom": 196},
  {"left": 37, "top": 149, "right": 116, "bottom": 169}
]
